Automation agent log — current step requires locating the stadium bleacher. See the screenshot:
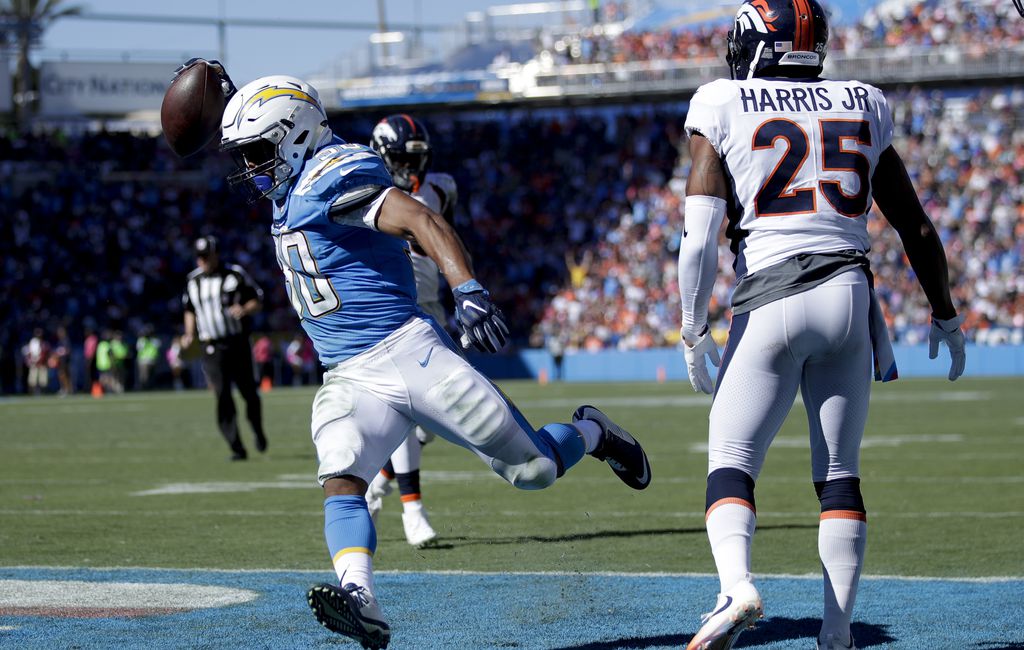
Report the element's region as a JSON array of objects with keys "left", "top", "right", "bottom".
[{"left": 2, "top": 0, "right": 1022, "bottom": 393}]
